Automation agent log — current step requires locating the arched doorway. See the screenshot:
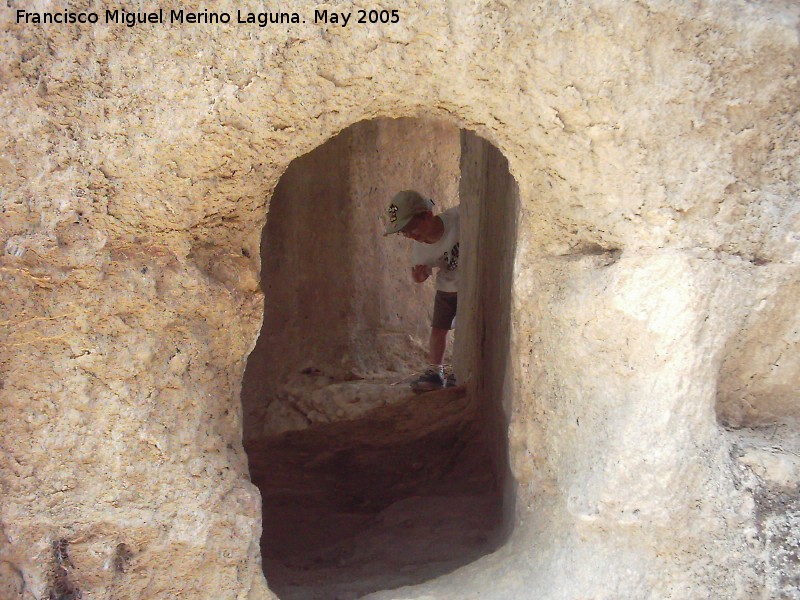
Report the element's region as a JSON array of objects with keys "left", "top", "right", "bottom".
[{"left": 242, "top": 117, "right": 519, "bottom": 598}]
